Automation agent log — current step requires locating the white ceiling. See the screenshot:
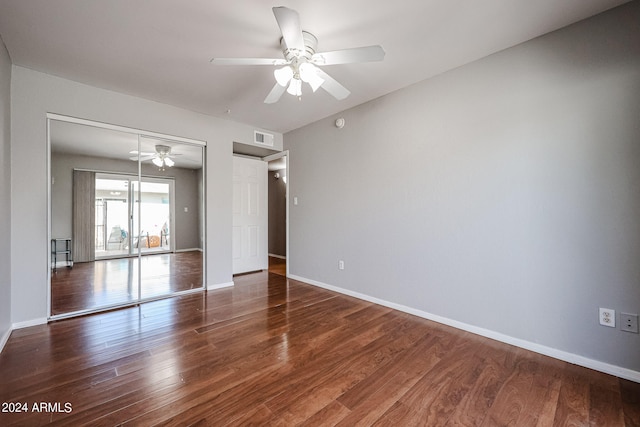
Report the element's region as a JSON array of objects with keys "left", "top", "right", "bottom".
[{"left": 0, "top": 0, "right": 629, "bottom": 133}]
